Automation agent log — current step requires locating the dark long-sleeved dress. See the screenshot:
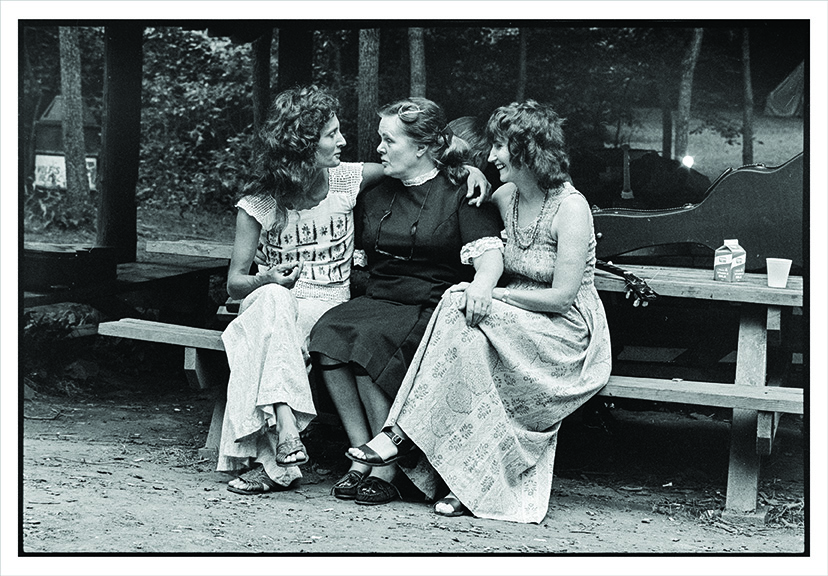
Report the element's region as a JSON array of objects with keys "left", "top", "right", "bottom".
[{"left": 309, "top": 171, "right": 503, "bottom": 397}]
